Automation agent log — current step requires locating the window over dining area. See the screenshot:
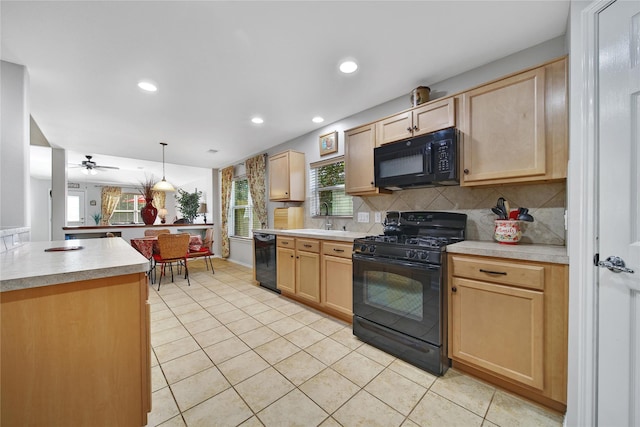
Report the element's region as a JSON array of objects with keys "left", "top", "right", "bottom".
[{"left": 230, "top": 178, "right": 260, "bottom": 237}]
